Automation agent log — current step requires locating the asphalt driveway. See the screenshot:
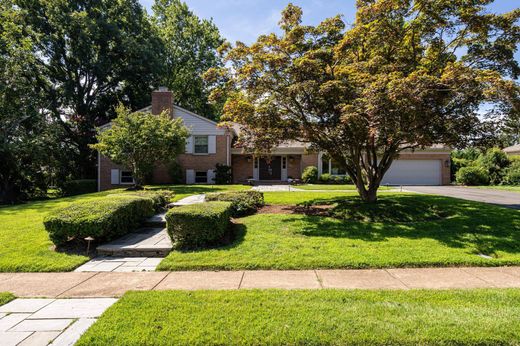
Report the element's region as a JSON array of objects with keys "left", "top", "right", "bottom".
[{"left": 404, "top": 186, "right": 520, "bottom": 210}]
